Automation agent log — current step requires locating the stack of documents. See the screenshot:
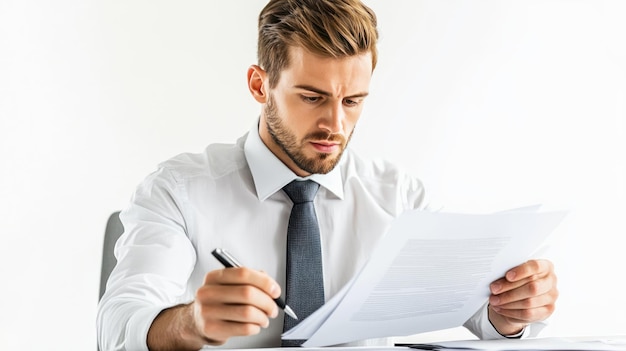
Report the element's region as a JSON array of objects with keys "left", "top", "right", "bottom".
[
  {"left": 408, "top": 336, "right": 626, "bottom": 350},
  {"left": 282, "top": 207, "right": 568, "bottom": 347}
]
